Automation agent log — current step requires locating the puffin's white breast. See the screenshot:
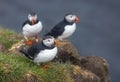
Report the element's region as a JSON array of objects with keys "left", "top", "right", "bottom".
[
  {"left": 33, "top": 47, "right": 57, "bottom": 63},
  {"left": 22, "top": 21, "right": 42, "bottom": 37},
  {"left": 58, "top": 23, "right": 76, "bottom": 40}
]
